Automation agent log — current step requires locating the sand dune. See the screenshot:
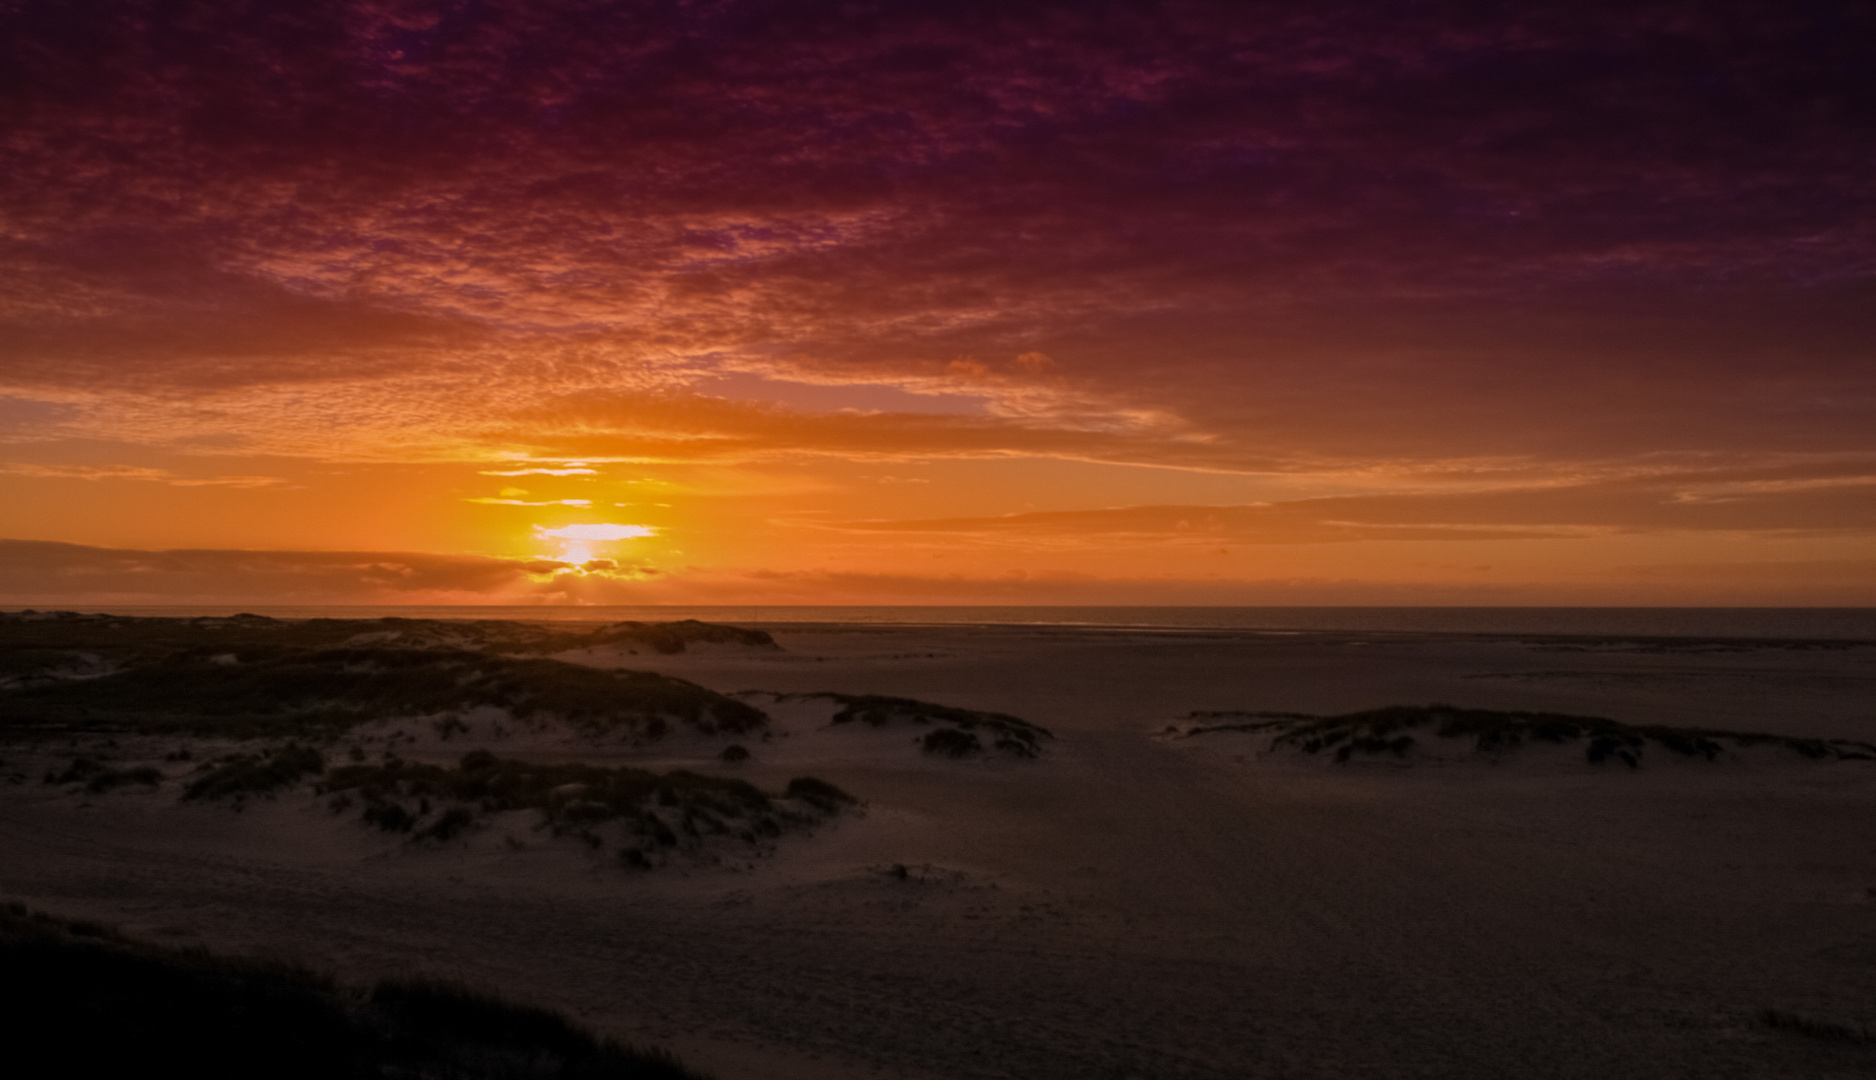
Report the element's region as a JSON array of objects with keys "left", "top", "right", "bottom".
[{"left": 4, "top": 619, "right": 1876, "bottom": 1078}]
